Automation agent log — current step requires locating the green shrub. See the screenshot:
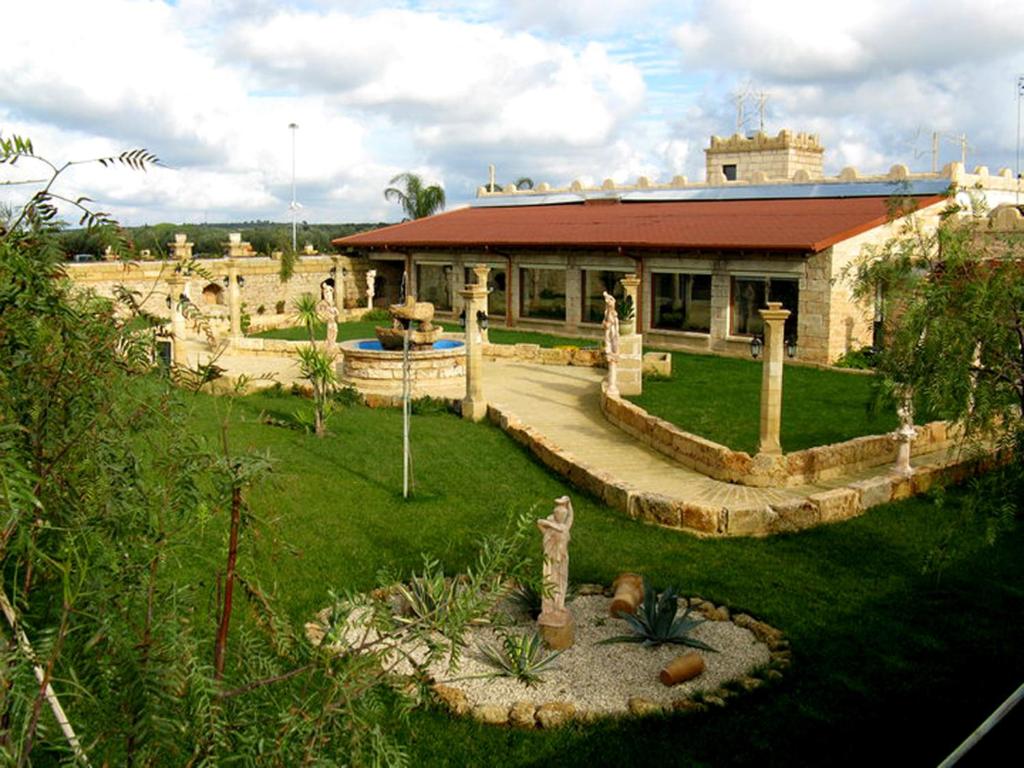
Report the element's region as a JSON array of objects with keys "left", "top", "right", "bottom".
[{"left": 834, "top": 346, "right": 877, "bottom": 370}]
